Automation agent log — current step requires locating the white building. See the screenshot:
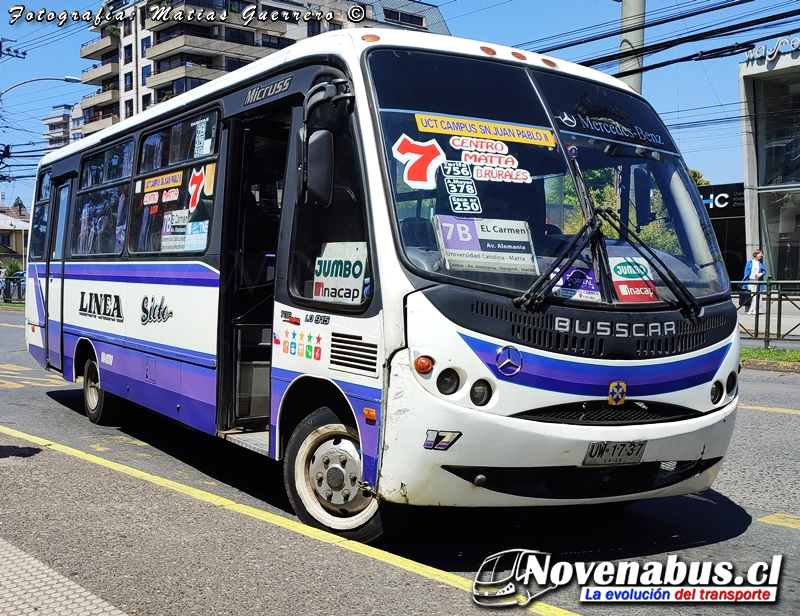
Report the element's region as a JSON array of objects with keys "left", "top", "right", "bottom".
[
  {"left": 78, "top": 0, "right": 450, "bottom": 136},
  {"left": 739, "top": 35, "right": 800, "bottom": 281},
  {"left": 42, "top": 103, "right": 83, "bottom": 151}
]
